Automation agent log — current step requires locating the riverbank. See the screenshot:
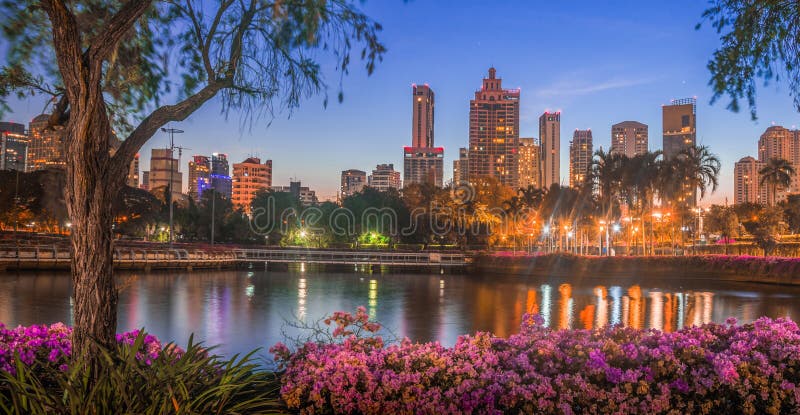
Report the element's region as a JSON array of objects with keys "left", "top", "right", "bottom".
[{"left": 474, "top": 253, "right": 800, "bottom": 285}]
